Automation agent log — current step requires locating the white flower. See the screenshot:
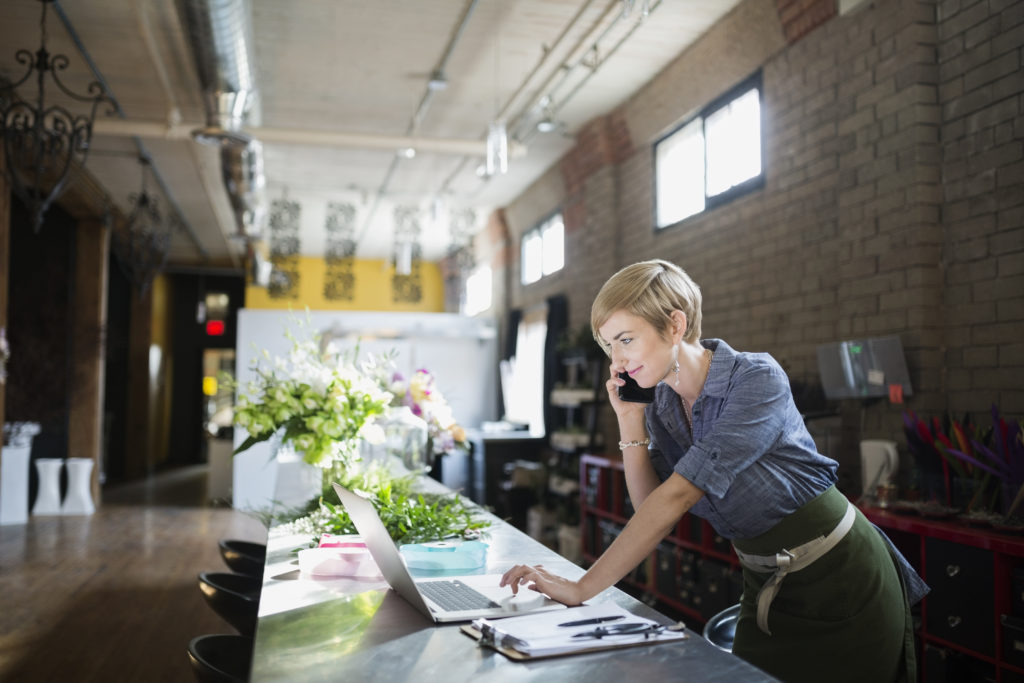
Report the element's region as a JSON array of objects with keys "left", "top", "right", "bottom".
[{"left": 360, "top": 422, "right": 385, "bottom": 444}]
